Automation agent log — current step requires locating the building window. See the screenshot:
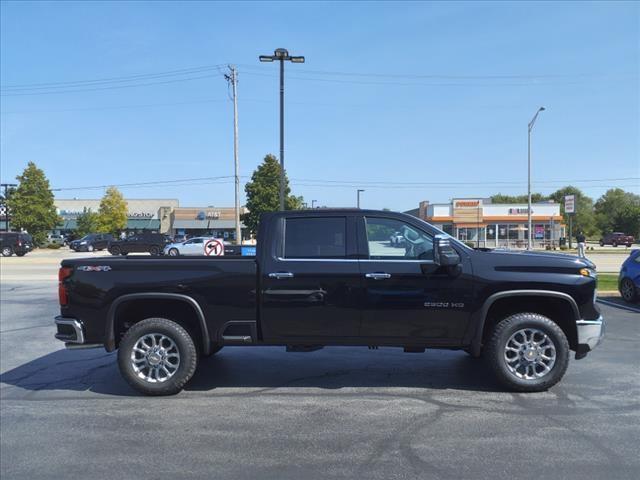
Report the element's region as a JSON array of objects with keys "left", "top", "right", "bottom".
[{"left": 487, "top": 225, "right": 496, "bottom": 240}]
